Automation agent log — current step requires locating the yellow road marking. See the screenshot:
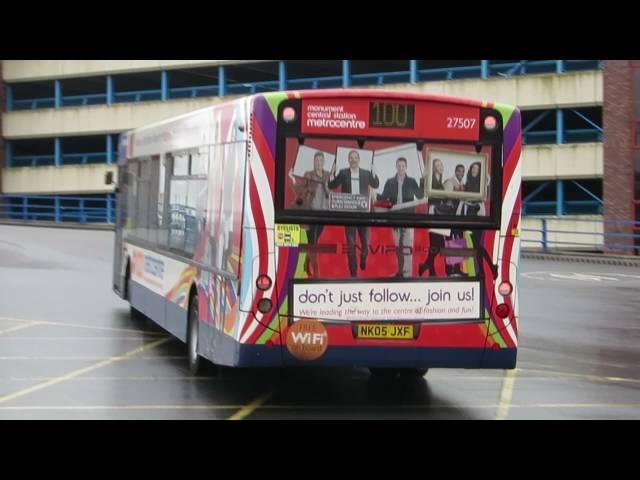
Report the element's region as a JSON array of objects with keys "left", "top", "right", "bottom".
[
  {"left": 0, "top": 337, "right": 171, "bottom": 404},
  {"left": 0, "top": 404, "right": 240, "bottom": 411},
  {"left": 0, "top": 337, "right": 161, "bottom": 341},
  {"left": 496, "top": 369, "right": 516, "bottom": 420},
  {"left": 1, "top": 402, "right": 640, "bottom": 412},
  {"left": 516, "top": 367, "right": 640, "bottom": 384},
  {"left": 6, "top": 376, "right": 213, "bottom": 381},
  {"left": 0, "top": 355, "right": 182, "bottom": 361},
  {"left": 228, "top": 390, "right": 275, "bottom": 420},
  {"left": 0, "top": 321, "right": 45, "bottom": 335},
  {"left": 0, "top": 316, "right": 165, "bottom": 336}
]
